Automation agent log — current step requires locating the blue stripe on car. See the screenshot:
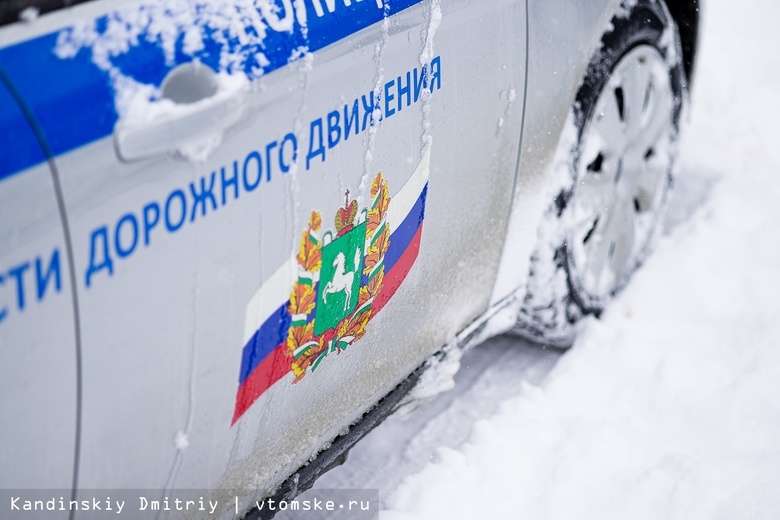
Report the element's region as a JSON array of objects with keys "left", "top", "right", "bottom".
[{"left": 0, "top": 0, "right": 422, "bottom": 181}]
